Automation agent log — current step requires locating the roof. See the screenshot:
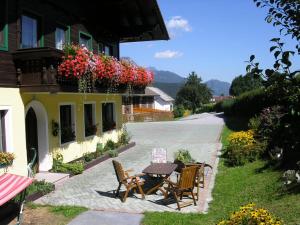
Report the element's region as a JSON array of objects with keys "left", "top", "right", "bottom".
[
  {"left": 47, "top": 0, "right": 169, "bottom": 42},
  {"left": 146, "top": 87, "right": 174, "bottom": 102}
]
